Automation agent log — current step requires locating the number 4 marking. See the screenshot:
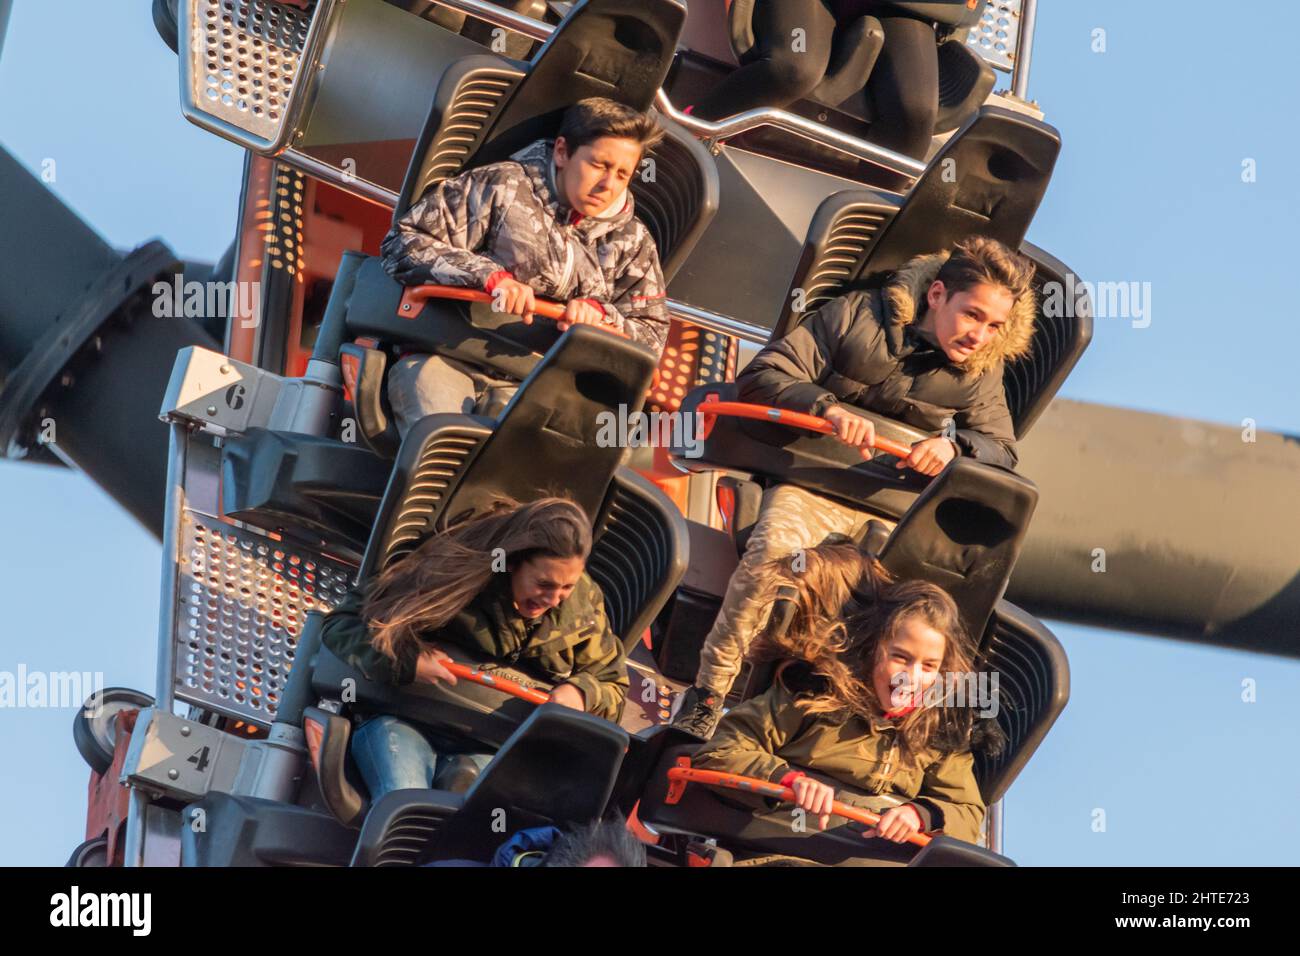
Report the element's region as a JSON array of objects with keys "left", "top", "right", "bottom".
[{"left": 188, "top": 746, "right": 211, "bottom": 773}]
